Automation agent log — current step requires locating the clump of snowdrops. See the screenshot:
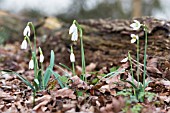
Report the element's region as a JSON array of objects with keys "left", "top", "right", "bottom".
[
  {"left": 118, "top": 20, "right": 151, "bottom": 102},
  {"left": 1, "top": 22, "right": 65, "bottom": 106}
]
